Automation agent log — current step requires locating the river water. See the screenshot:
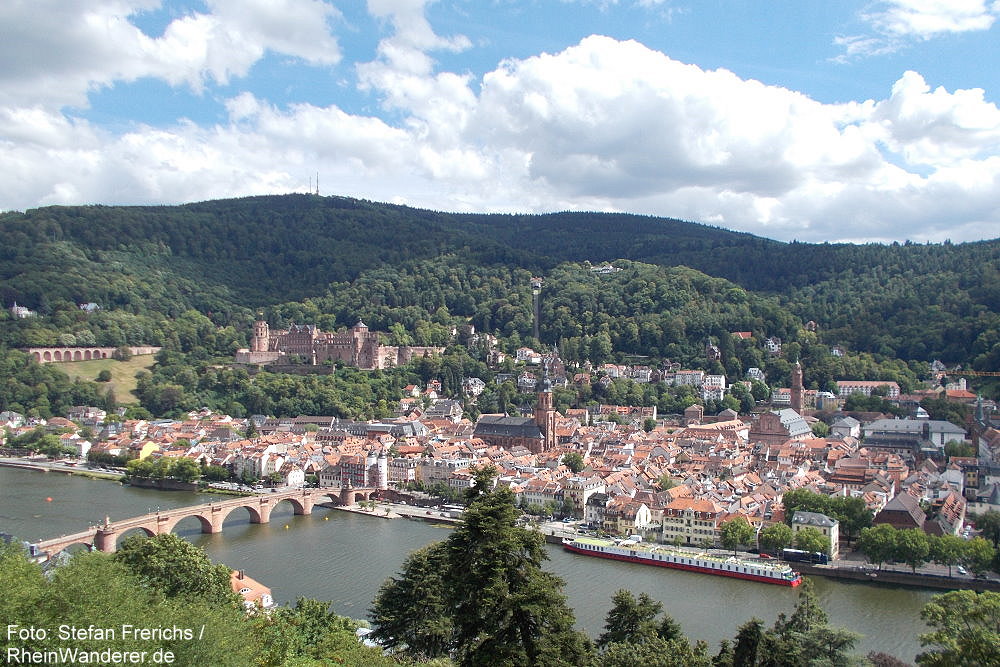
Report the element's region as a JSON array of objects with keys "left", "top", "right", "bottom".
[{"left": 0, "top": 466, "right": 933, "bottom": 661}]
